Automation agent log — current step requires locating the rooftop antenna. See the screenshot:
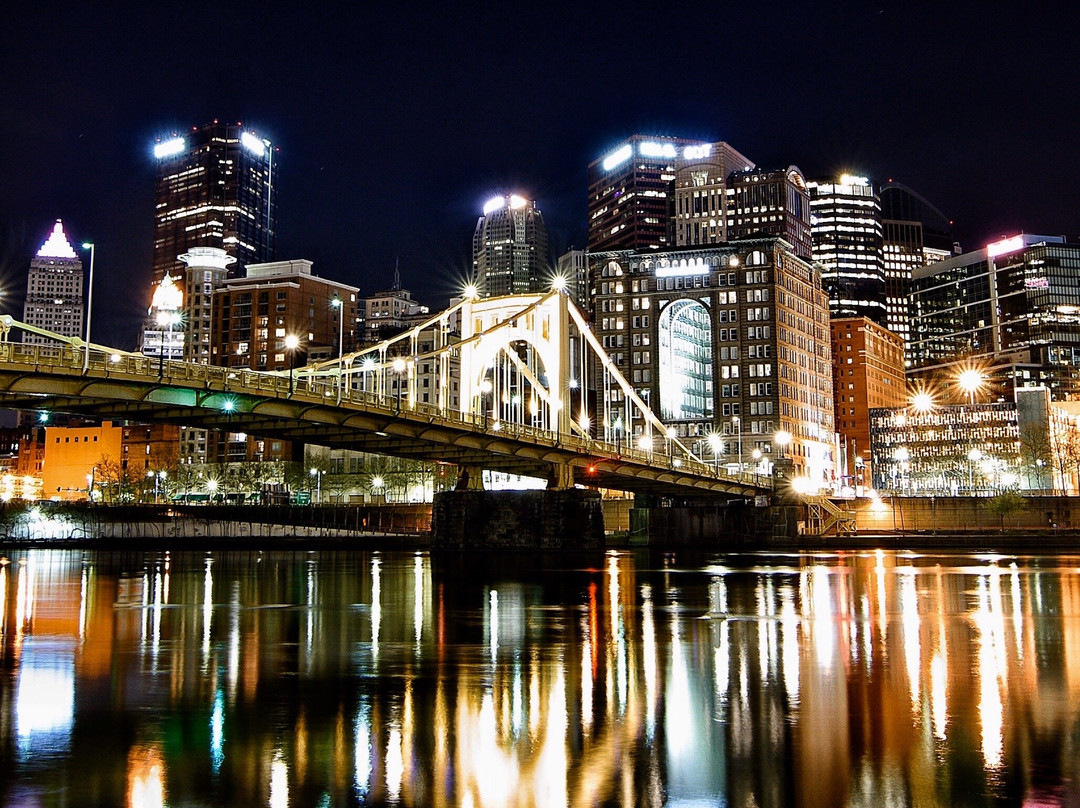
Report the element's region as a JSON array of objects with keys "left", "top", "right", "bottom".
[{"left": 393, "top": 257, "right": 401, "bottom": 291}]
